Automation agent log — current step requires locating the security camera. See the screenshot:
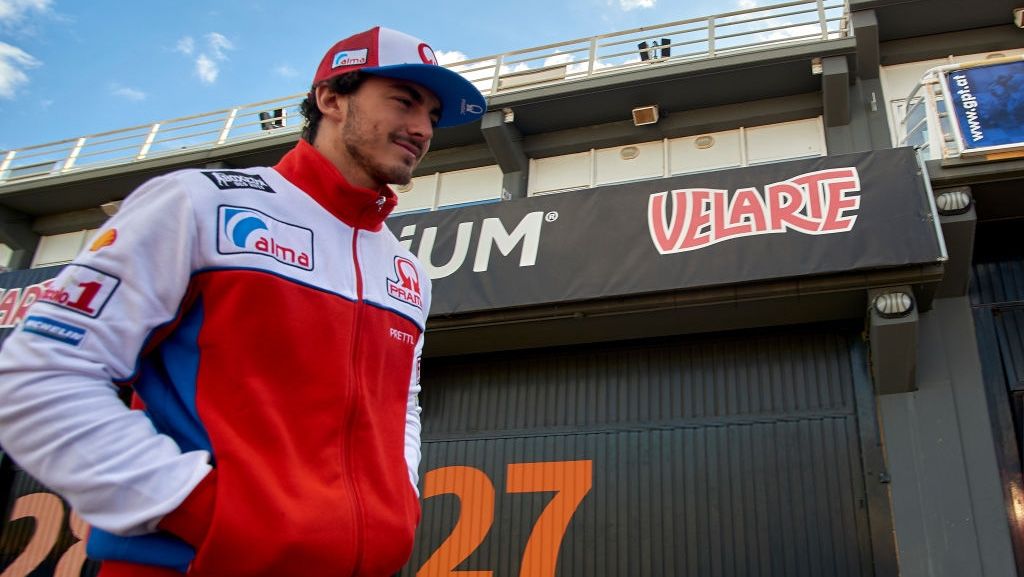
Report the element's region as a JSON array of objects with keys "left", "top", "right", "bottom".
[{"left": 1015, "top": 7, "right": 1024, "bottom": 28}]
